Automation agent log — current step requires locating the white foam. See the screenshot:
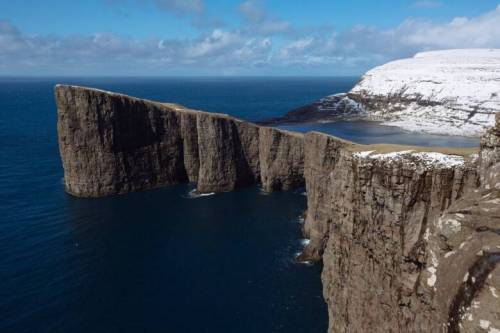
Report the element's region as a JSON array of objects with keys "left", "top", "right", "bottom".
[{"left": 185, "top": 189, "right": 215, "bottom": 198}]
